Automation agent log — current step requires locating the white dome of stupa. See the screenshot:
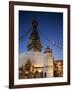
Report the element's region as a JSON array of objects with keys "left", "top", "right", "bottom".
[{"left": 19, "top": 51, "right": 44, "bottom": 67}]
